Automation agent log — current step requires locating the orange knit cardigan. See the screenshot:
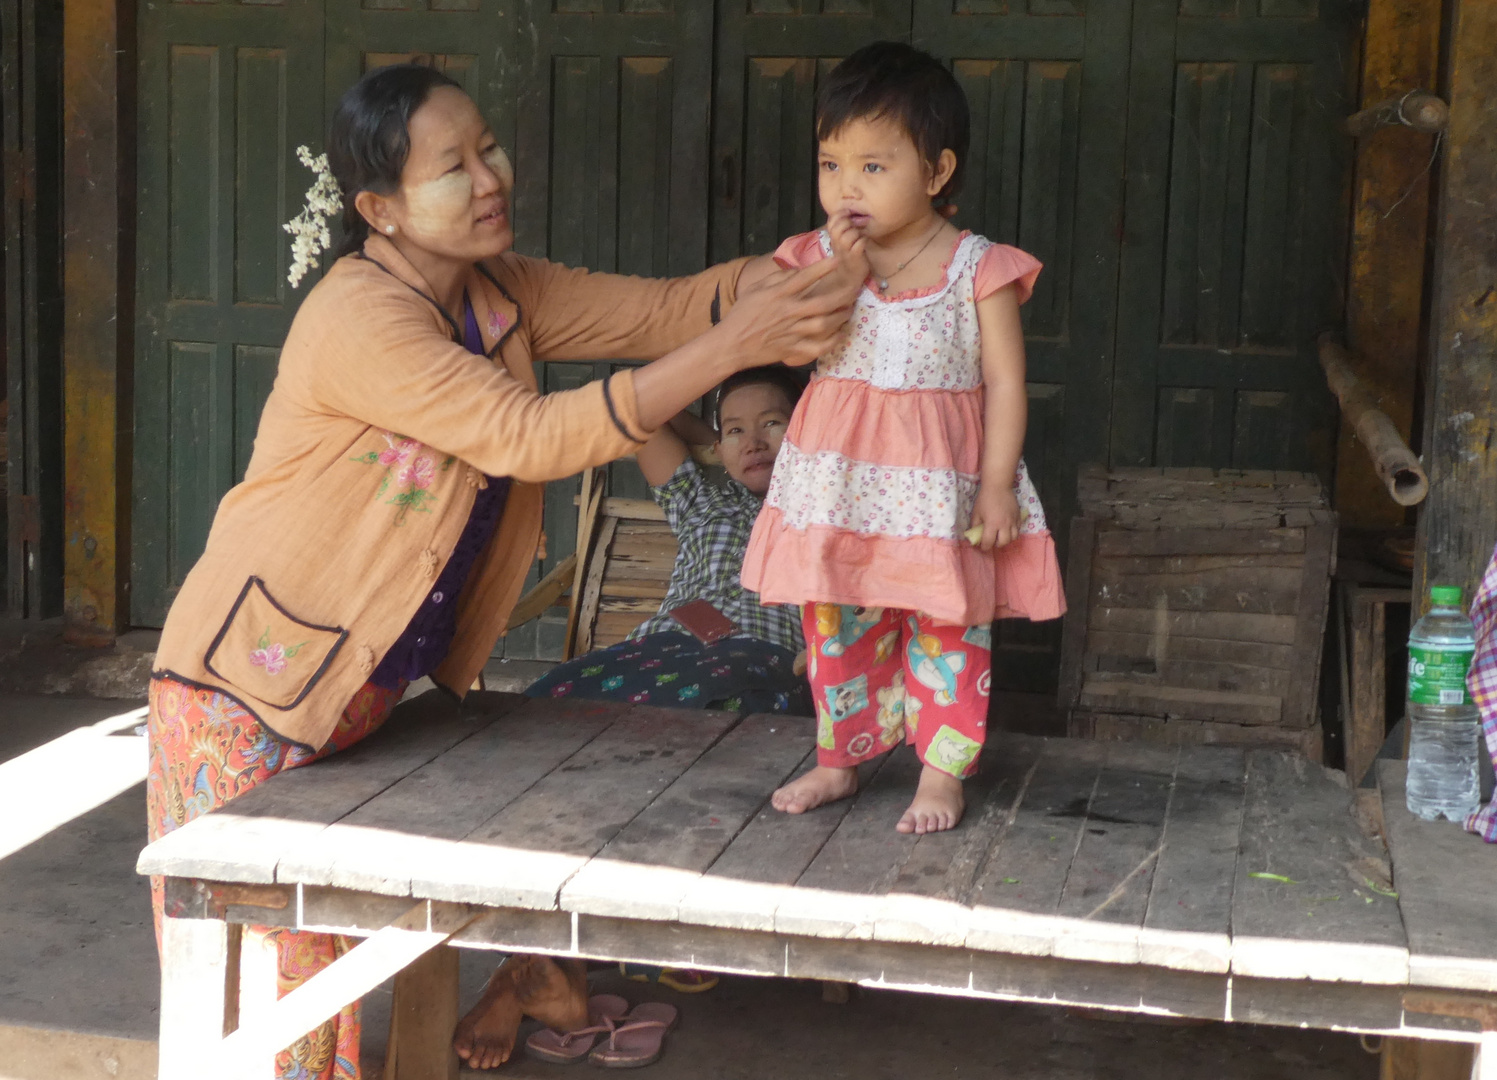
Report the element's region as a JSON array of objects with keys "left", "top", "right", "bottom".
[{"left": 152, "top": 235, "right": 746, "bottom": 749}]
